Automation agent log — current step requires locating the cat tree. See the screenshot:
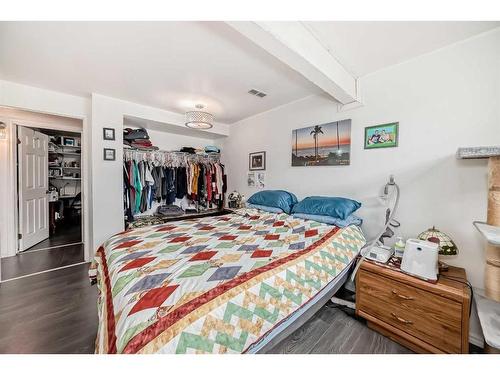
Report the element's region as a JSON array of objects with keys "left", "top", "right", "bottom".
[{"left": 457, "top": 146, "right": 500, "bottom": 353}]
